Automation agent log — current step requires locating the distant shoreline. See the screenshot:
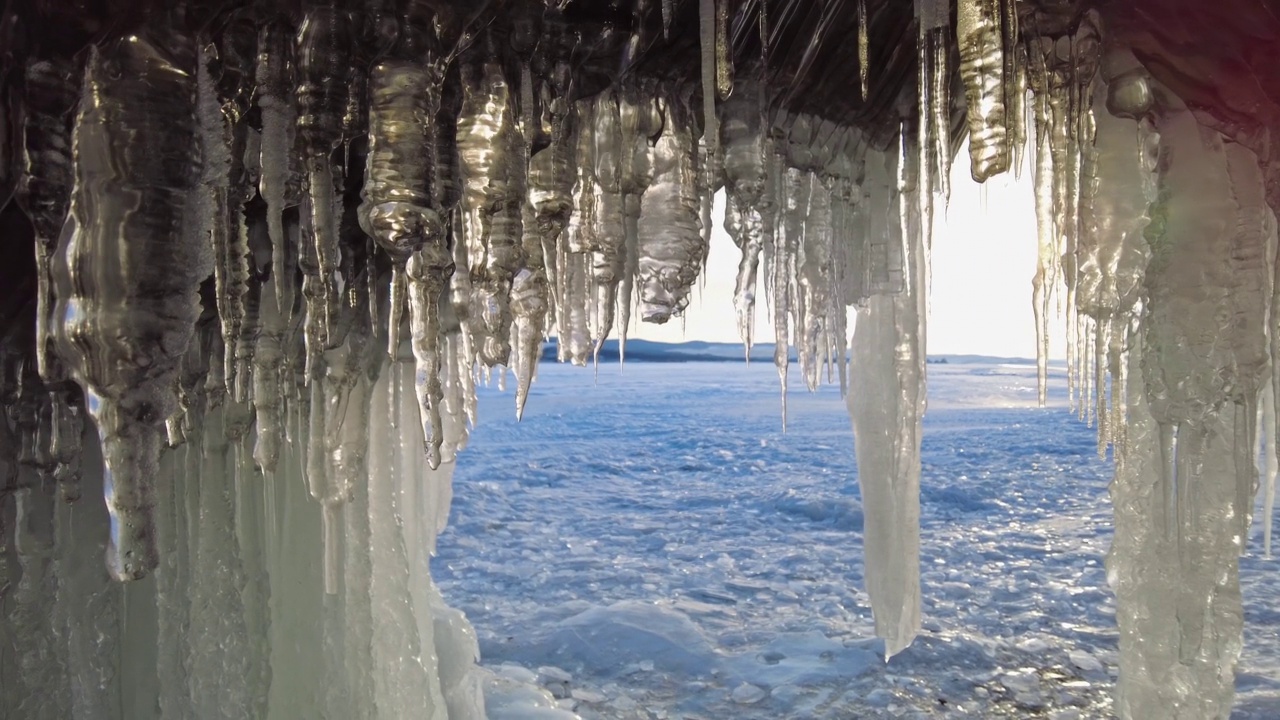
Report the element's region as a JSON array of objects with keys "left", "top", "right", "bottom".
[{"left": 541, "top": 338, "right": 1046, "bottom": 366}]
